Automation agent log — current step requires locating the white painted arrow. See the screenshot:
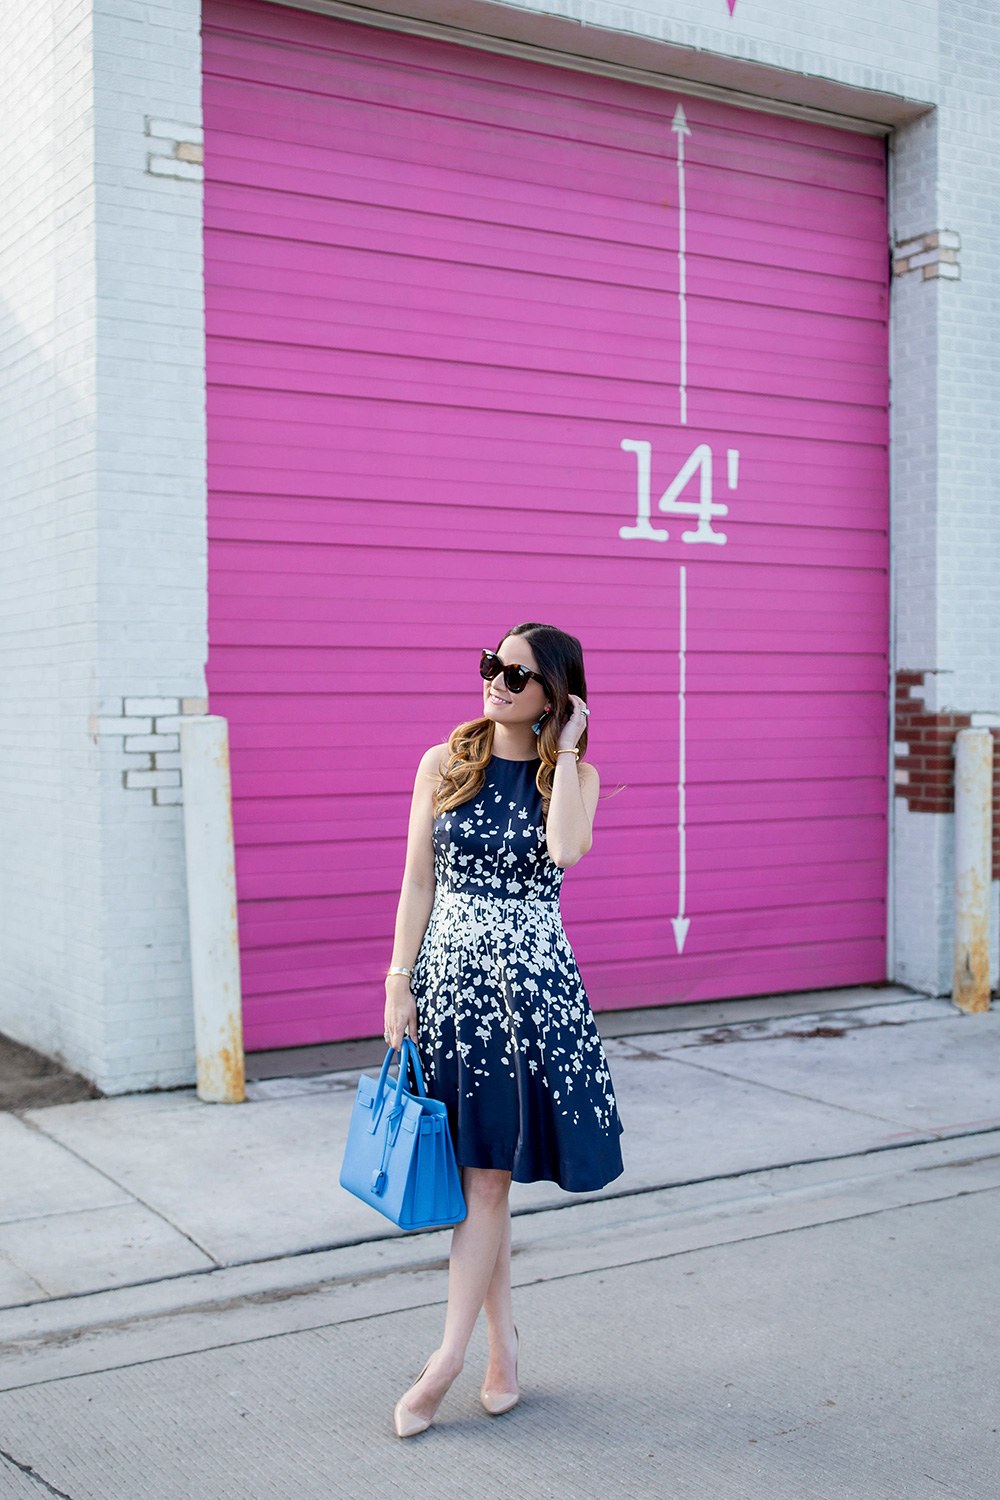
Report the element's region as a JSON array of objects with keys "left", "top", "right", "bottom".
[
  {"left": 671, "top": 564, "right": 691, "bottom": 953},
  {"left": 672, "top": 103, "right": 692, "bottom": 427}
]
